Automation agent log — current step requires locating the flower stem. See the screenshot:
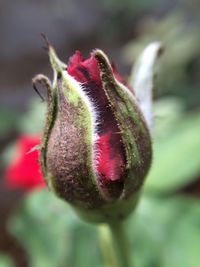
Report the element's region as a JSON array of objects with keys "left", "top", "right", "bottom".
[
  {"left": 99, "top": 221, "right": 132, "bottom": 267},
  {"left": 108, "top": 221, "right": 132, "bottom": 267}
]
